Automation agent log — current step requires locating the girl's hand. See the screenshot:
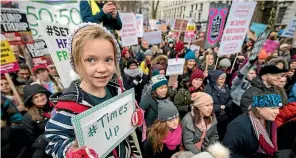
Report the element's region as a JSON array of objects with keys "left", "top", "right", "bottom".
[
  {"left": 17, "top": 104, "right": 26, "bottom": 112},
  {"left": 66, "top": 141, "right": 98, "bottom": 158},
  {"left": 203, "top": 71, "right": 208, "bottom": 78},
  {"left": 172, "top": 82, "right": 178, "bottom": 90}
]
